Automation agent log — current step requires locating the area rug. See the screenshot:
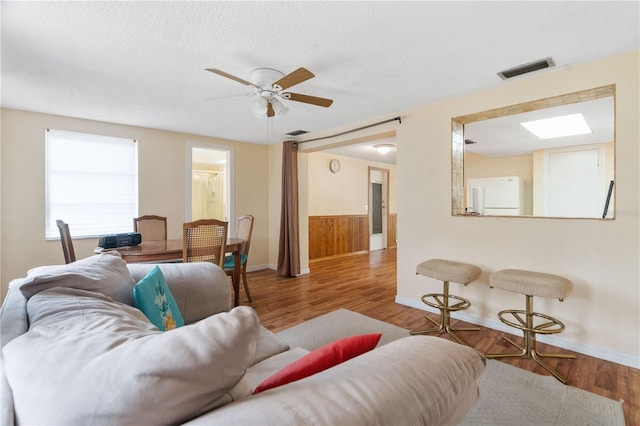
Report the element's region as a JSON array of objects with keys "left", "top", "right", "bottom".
[{"left": 277, "top": 308, "right": 625, "bottom": 426}]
